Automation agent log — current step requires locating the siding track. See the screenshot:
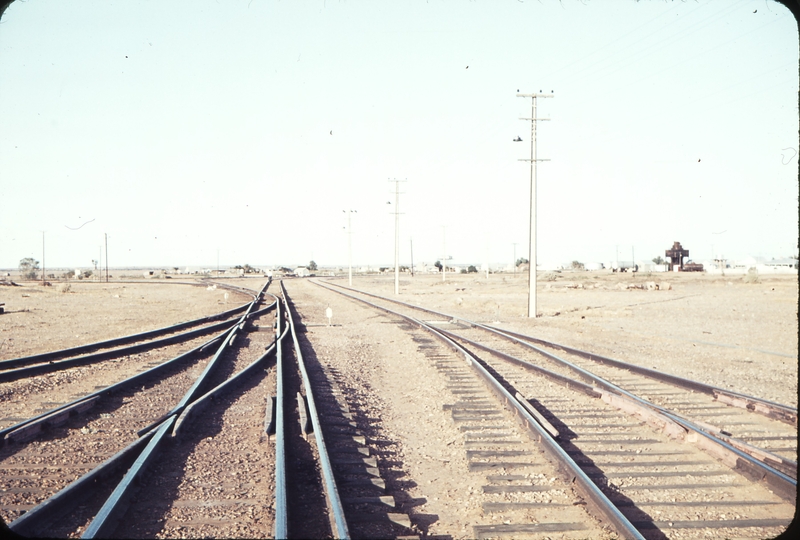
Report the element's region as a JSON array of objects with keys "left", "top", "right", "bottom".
[
  {"left": 4, "top": 280, "right": 278, "bottom": 538},
  {"left": 314, "top": 279, "right": 796, "bottom": 539}
]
